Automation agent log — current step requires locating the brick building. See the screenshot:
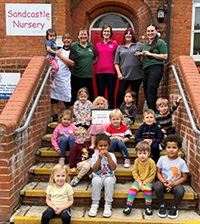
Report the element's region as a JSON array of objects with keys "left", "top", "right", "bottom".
[{"left": 0, "top": 0, "right": 200, "bottom": 222}]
